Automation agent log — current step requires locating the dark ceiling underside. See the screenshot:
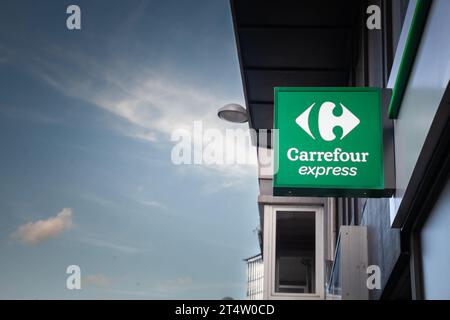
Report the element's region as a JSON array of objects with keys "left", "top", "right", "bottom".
[{"left": 231, "top": 0, "right": 361, "bottom": 147}]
